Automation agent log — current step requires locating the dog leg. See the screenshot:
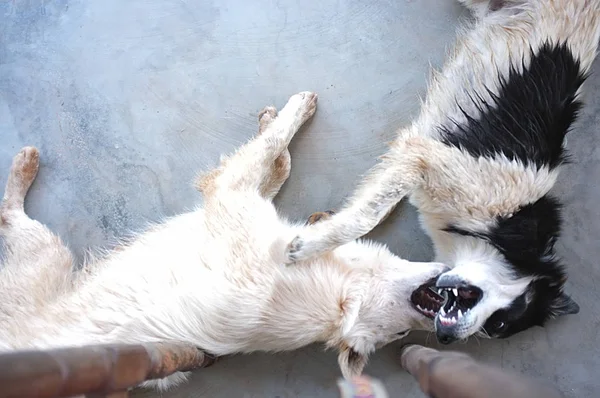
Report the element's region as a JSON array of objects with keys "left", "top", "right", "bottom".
[
  {"left": 0, "top": 147, "right": 75, "bottom": 317},
  {"left": 306, "top": 210, "right": 335, "bottom": 225},
  {"left": 197, "top": 92, "right": 317, "bottom": 197},
  {"left": 457, "top": 0, "right": 506, "bottom": 18},
  {"left": 284, "top": 138, "right": 429, "bottom": 263},
  {"left": 257, "top": 106, "right": 292, "bottom": 200},
  {"left": 306, "top": 207, "right": 397, "bottom": 227}
]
